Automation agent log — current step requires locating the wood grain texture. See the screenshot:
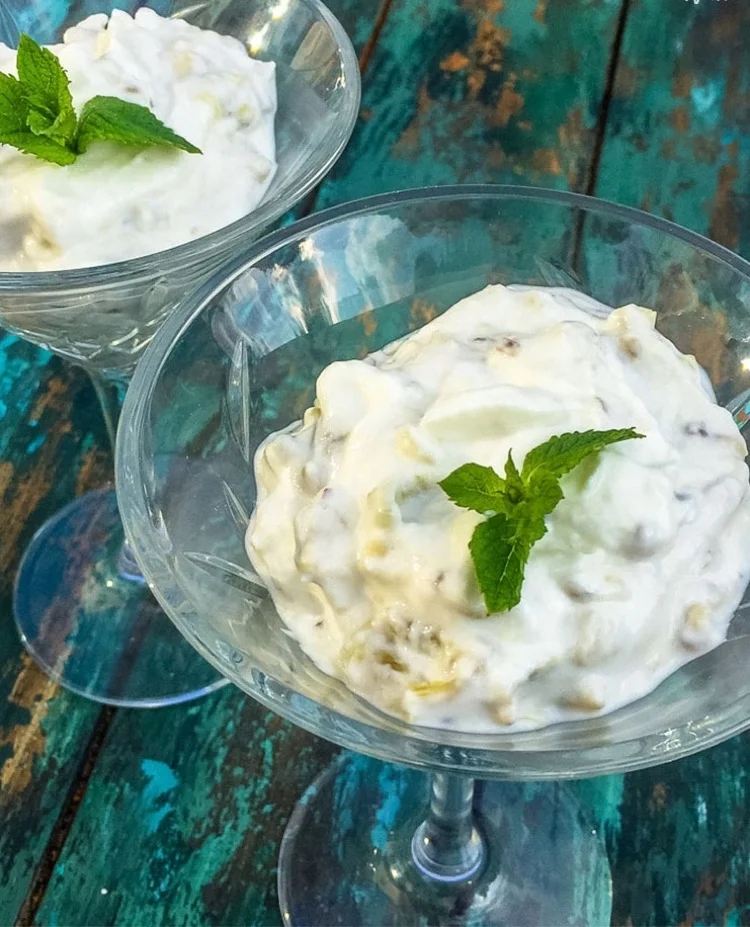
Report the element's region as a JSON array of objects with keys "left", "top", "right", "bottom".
[
  {"left": 600, "top": 738, "right": 750, "bottom": 926},
  {"left": 0, "top": 0, "right": 199, "bottom": 908},
  {"left": 34, "top": 691, "right": 336, "bottom": 926},
  {"left": 587, "top": 2, "right": 750, "bottom": 923},
  {"left": 317, "top": 0, "right": 624, "bottom": 204},
  {"left": 594, "top": 0, "right": 750, "bottom": 253},
  {"left": 0, "top": 339, "right": 109, "bottom": 923},
  {"left": 0, "top": 1, "right": 382, "bottom": 924}
]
